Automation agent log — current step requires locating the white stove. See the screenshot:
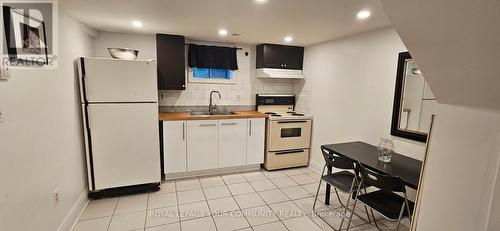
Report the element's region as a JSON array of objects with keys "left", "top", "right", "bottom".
[{"left": 256, "top": 95, "right": 312, "bottom": 170}]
